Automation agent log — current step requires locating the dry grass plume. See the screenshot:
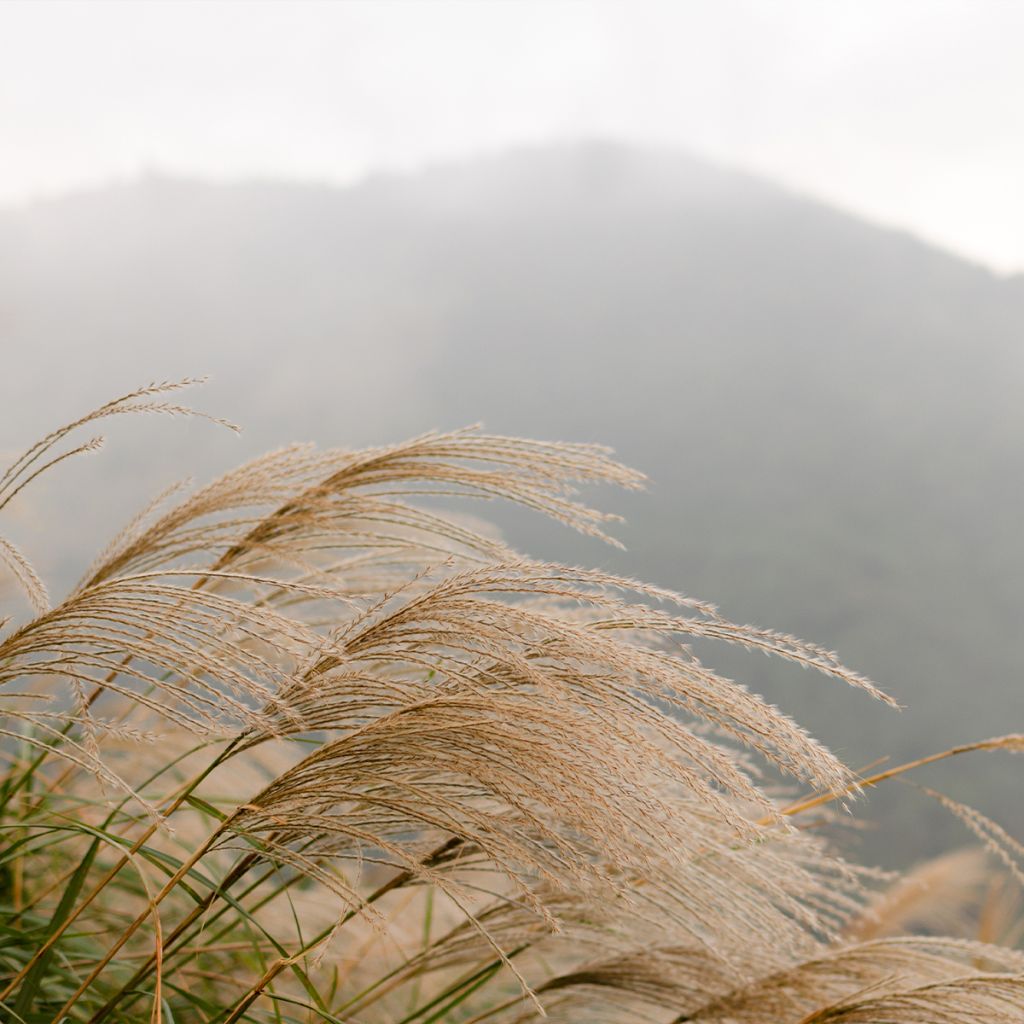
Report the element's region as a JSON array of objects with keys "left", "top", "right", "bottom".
[{"left": 0, "top": 379, "right": 1021, "bottom": 1023}]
